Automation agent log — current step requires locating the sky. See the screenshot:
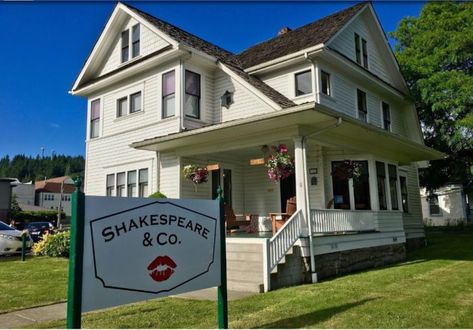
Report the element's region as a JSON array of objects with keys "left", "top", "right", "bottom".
[{"left": 0, "top": 1, "right": 425, "bottom": 158}]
